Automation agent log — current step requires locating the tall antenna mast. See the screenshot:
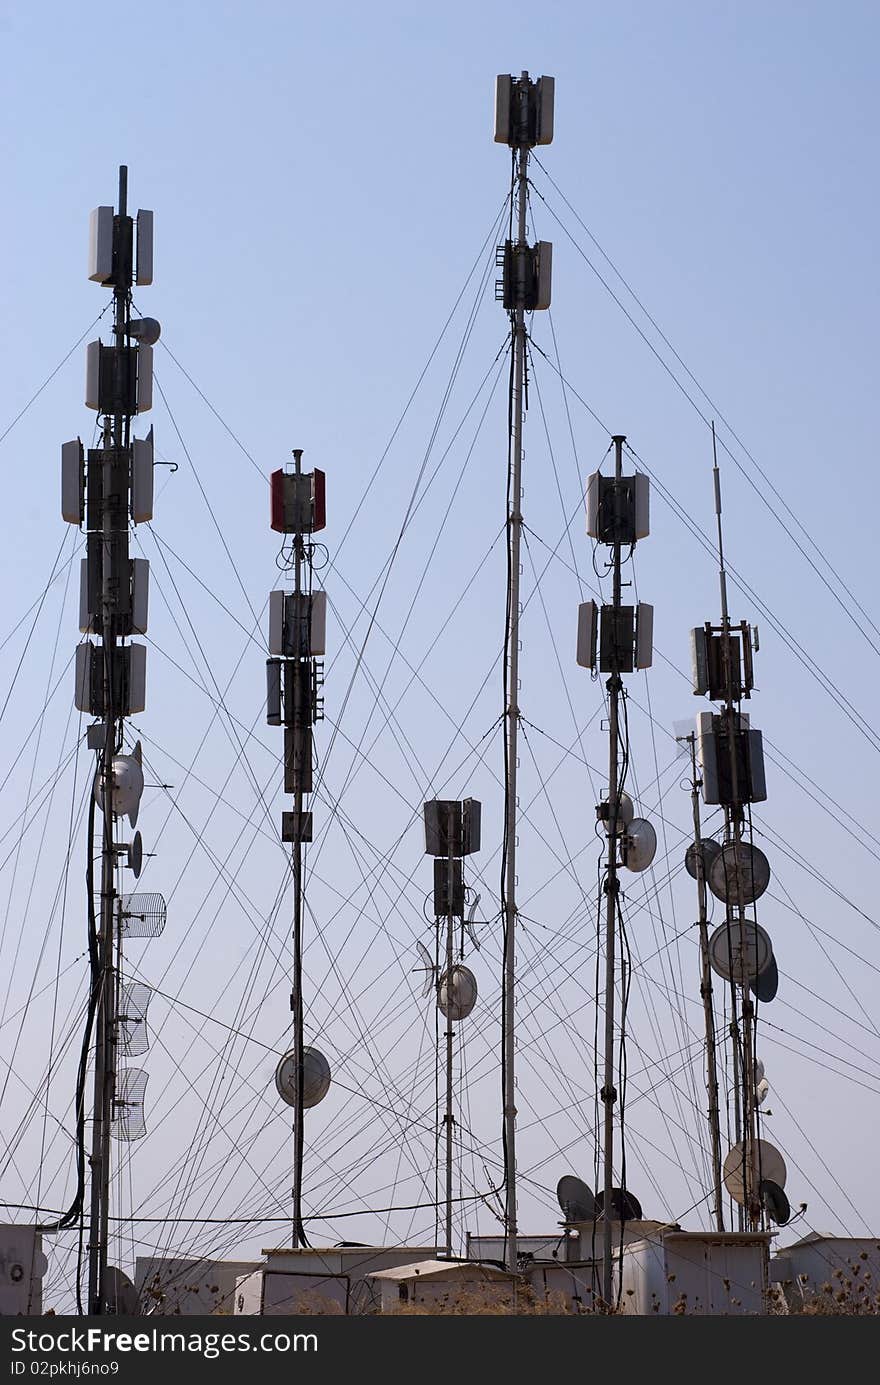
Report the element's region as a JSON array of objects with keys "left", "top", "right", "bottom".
[
  {"left": 64, "top": 169, "right": 158, "bottom": 1311},
  {"left": 712, "top": 432, "right": 759, "bottom": 1230},
  {"left": 683, "top": 734, "right": 725, "bottom": 1231},
  {"left": 421, "top": 799, "right": 481, "bottom": 1256},
  {"left": 494, "top": 67, "right": 554, "bottom": 1276},
  {"left": 579, "top": 442, "right": 654, "bottom": 1306},
  {"left": 686, "top": 423, "right": 792, "bottom": 1236},
  {"left": 268, "top": 453, "right": 331, "bottom": 1246}
]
